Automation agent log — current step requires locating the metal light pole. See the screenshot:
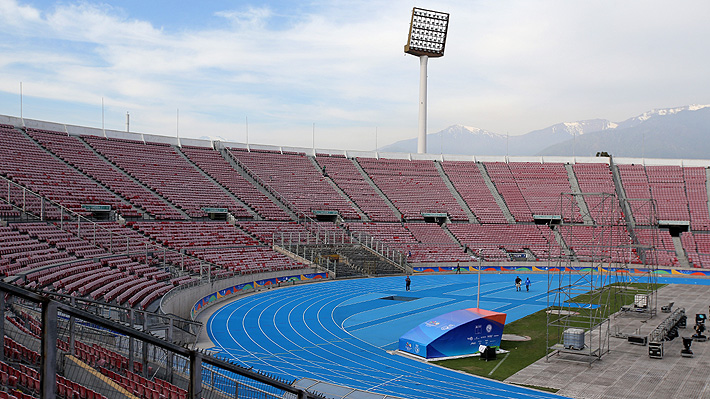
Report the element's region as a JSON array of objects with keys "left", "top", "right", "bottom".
[
  {"left": 404, "top": 7, "right": 450, "bottom": 154},
  {"left": 477, "top": 249, "right": 482, "bottom": 308}
]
